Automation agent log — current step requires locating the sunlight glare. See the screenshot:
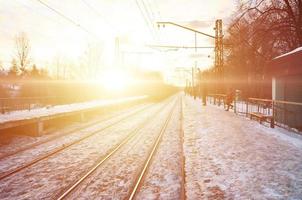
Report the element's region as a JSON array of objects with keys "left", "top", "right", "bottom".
[{"left": 101, "top": 69, "right": 132, "bottom": 91}]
